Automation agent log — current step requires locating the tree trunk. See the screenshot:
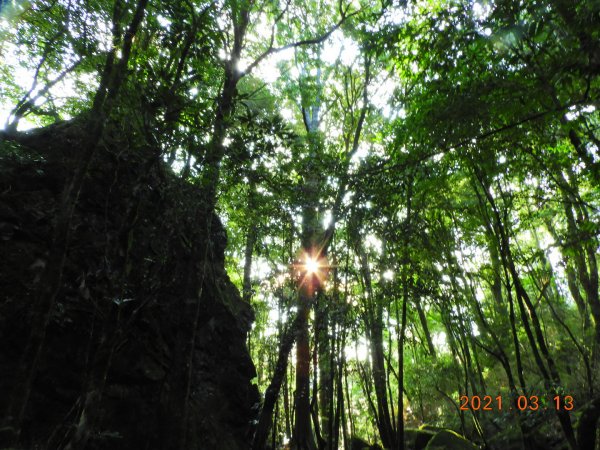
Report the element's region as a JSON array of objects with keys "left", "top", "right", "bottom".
[
  {"left": 243, "top": 176, "right": 259, "bottom": 303},
  {"left": 474, "top": 167, "right": 579, "bottom": 450},
  {"left": 253, "top": 314, "right": 302, "bottom": 450}
]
